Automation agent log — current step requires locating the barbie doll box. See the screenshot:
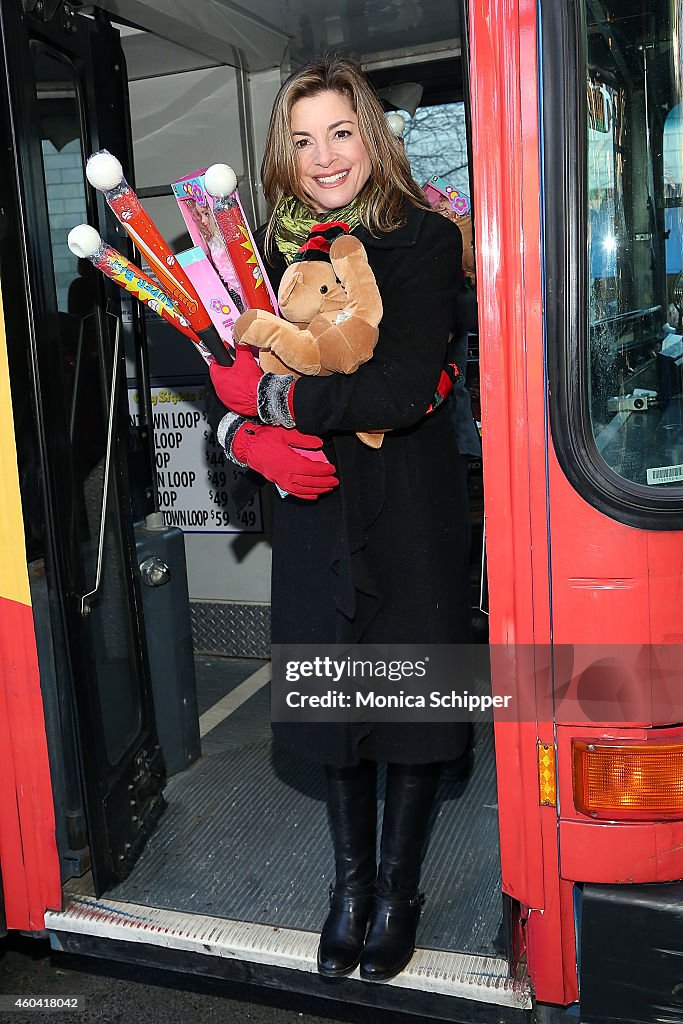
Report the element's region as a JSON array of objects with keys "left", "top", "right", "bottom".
[{"left": 171, "top": 168, "right": 278, "bottom": 313}]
